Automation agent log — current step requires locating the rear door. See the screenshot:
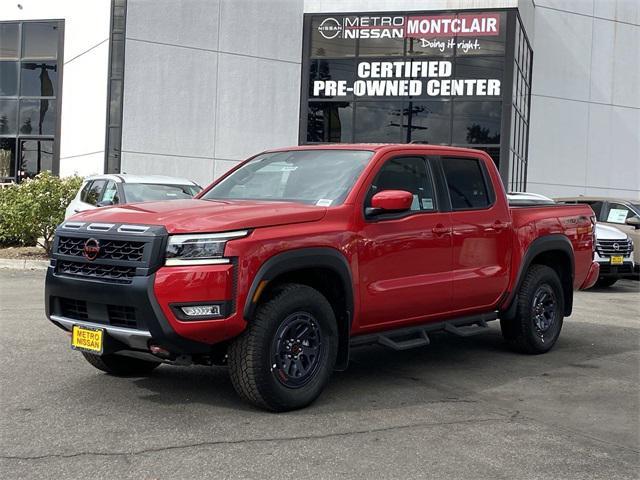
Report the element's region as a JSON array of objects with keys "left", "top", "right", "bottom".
[
  {"left": 439, "top": 156, "right": 512, "bottom": 313},
  {"left": 357, "top": 155, "right": 452, "bottom": 329}
]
